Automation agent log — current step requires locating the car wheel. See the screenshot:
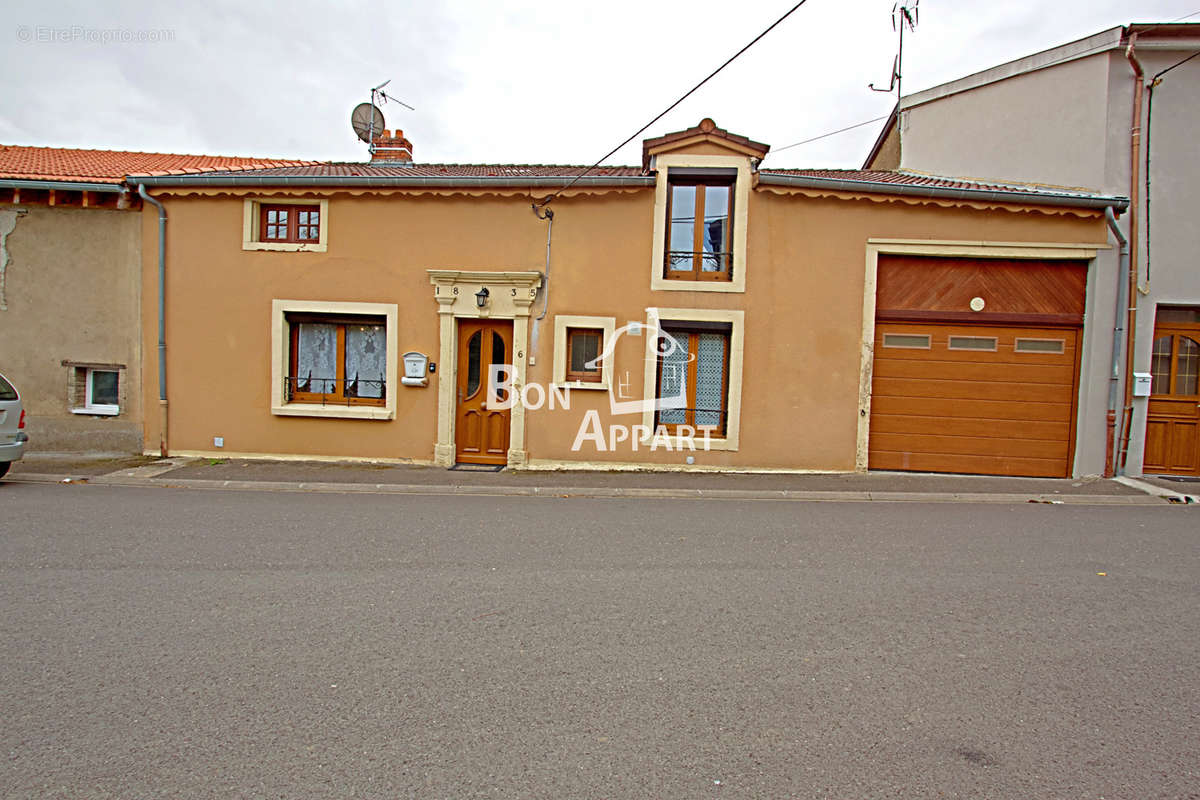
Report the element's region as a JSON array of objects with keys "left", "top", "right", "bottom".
[{"left": 0, "top": 462, "right": 9, "bottom": 479}]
